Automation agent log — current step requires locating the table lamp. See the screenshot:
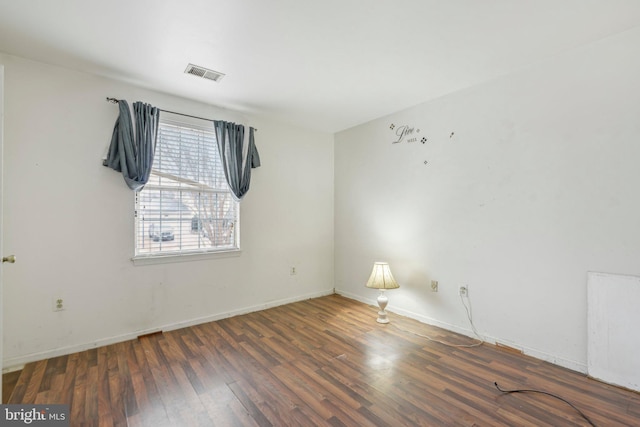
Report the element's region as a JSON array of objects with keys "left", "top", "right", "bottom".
[{"left": 365, "top": 262, "right": 400, "bottom": 323}]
